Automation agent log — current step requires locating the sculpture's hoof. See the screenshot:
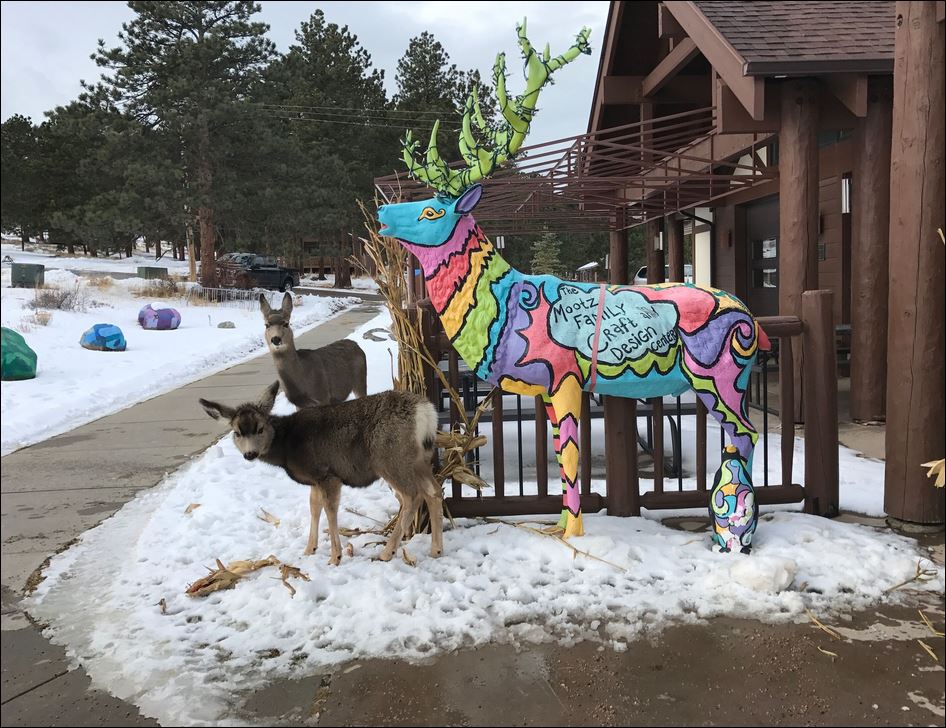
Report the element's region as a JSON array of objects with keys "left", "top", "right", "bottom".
[{"left": 740, "top": 545, "right": 752, "bottom": 555}]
